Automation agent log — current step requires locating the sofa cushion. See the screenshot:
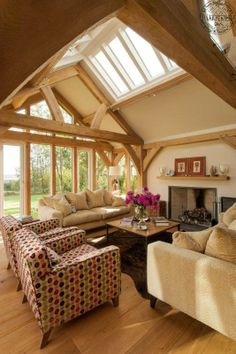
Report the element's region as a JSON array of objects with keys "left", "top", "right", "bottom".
[
  {"left": 53, "top": 196, "right": 72, "bottom": 217},
  {"left": 112, "top": 197, "right": 126, "bottom": 207},
  {"left": 228, "top": 219, "right": 236, "bottom": 231},
  {"left": 43, "top": 193, "right": 64, "bottom": 208},
  {"left": 104, "top": 190, "right": 114, "bottom": 205},
  {"left": 222, "top": 203, "right": 236, "bottom": 226},
  {"left": 86, "top": 189, "right": 105, "bottom": 208},
  {"left": 205, "top": 226, "right": 236, "bottom": 264},
  {"left": 172, "top": 228, "right": 213, "bottom": 253},
  {"left": 66, "top": 192, "right": 89, "bottom": 210},
  {"left": 62, "top": 210, "right": 101, "bottom": 227},
  {"left": 92, "top": 205, "right": 130, "bottom": 220}
]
